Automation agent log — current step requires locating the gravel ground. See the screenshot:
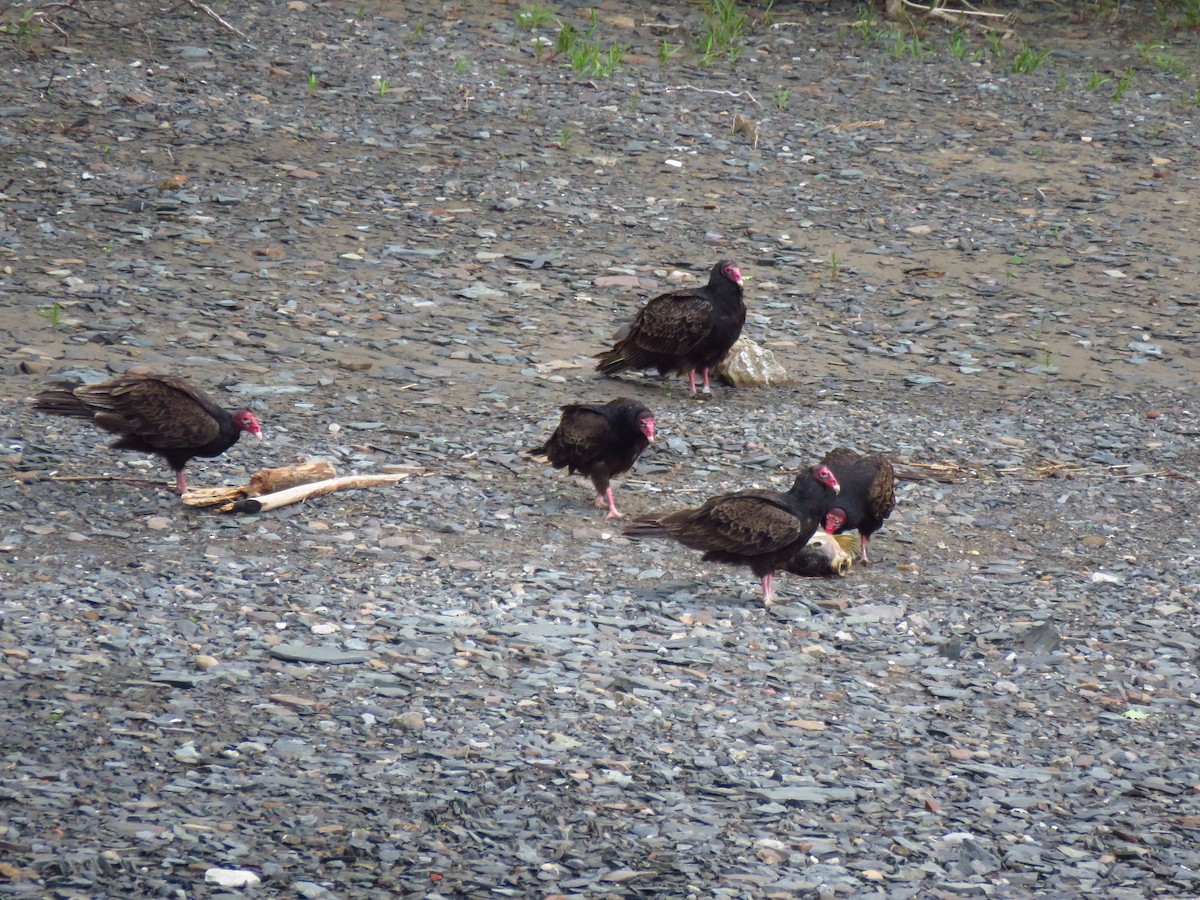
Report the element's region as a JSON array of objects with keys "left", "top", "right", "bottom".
[{"left": 1, "top": 1, "right": 1199, "bottom": 897}]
